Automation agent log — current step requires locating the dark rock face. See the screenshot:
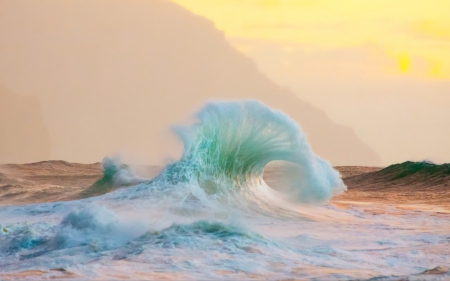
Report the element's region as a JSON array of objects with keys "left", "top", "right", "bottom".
[
  {"left": 0, "top": 85, "right": 51, "bottom": 164},
  {"left": 0, "top": 0, "right": 380, "bottom": 165}
]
